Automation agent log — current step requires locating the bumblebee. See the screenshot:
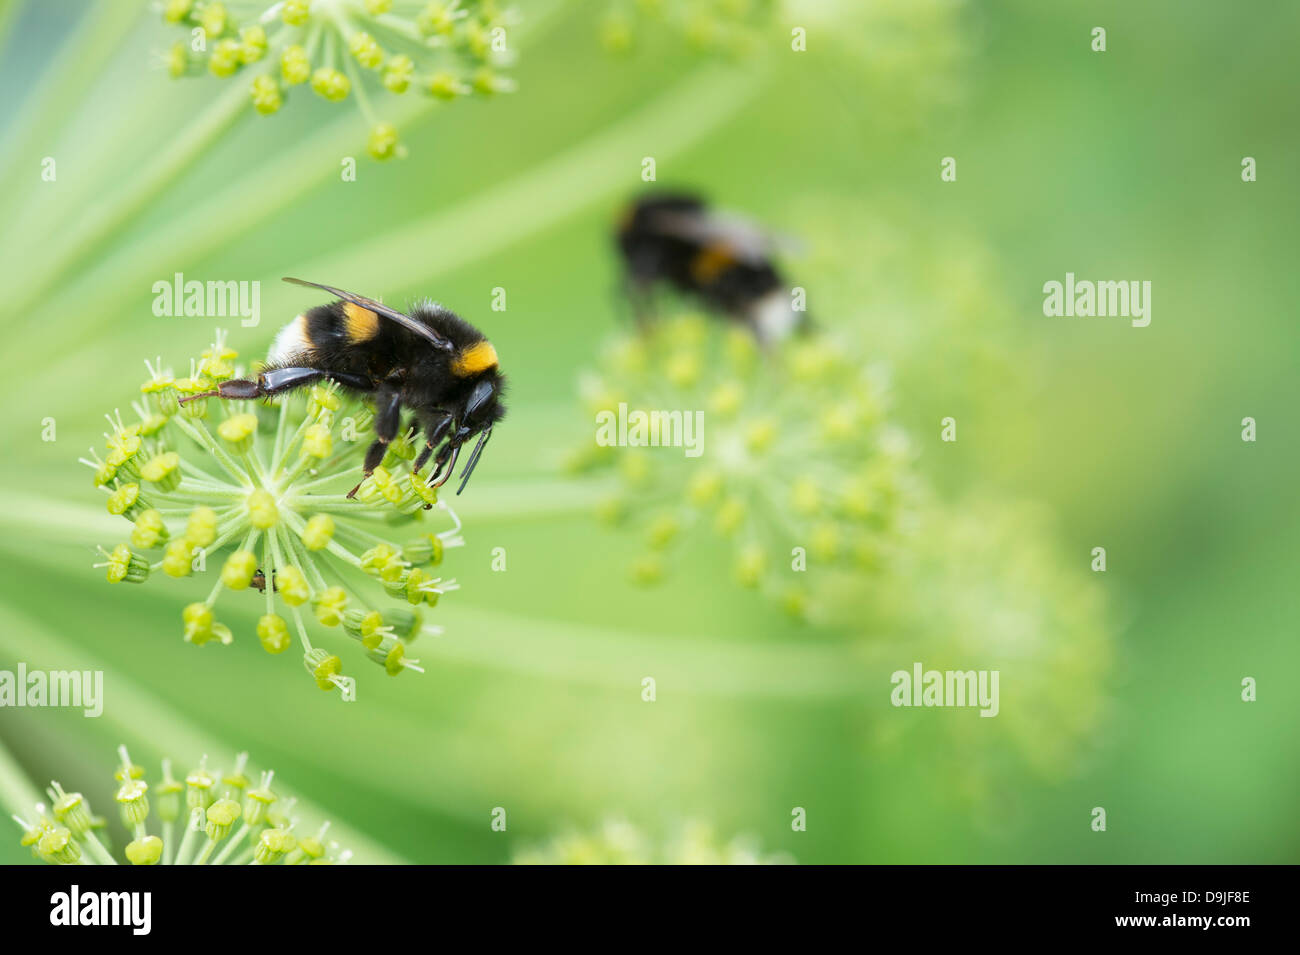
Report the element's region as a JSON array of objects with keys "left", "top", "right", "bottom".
[
  {"left": 615, "top": 191, "right": 808, "bottom": 345},
  {"left": 181, "top": 277, "right": 505, "bottom": 496}
]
